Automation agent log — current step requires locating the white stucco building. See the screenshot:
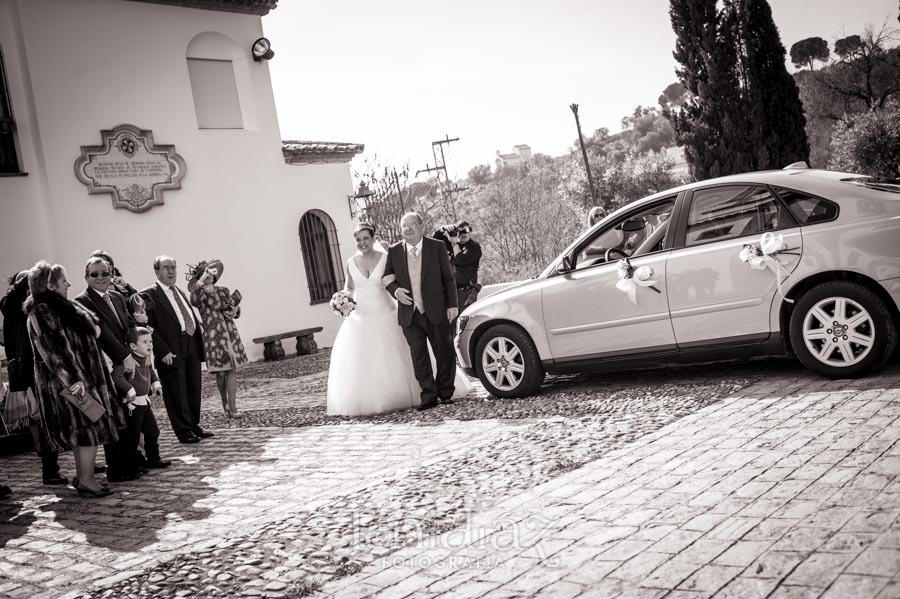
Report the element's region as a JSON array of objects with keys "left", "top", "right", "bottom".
[
  {"left": 0, "top": 0, "right": 362, "bottom": 361},
  {"left": 495, "top": 144, "right": 532, "bottom": 170}
]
